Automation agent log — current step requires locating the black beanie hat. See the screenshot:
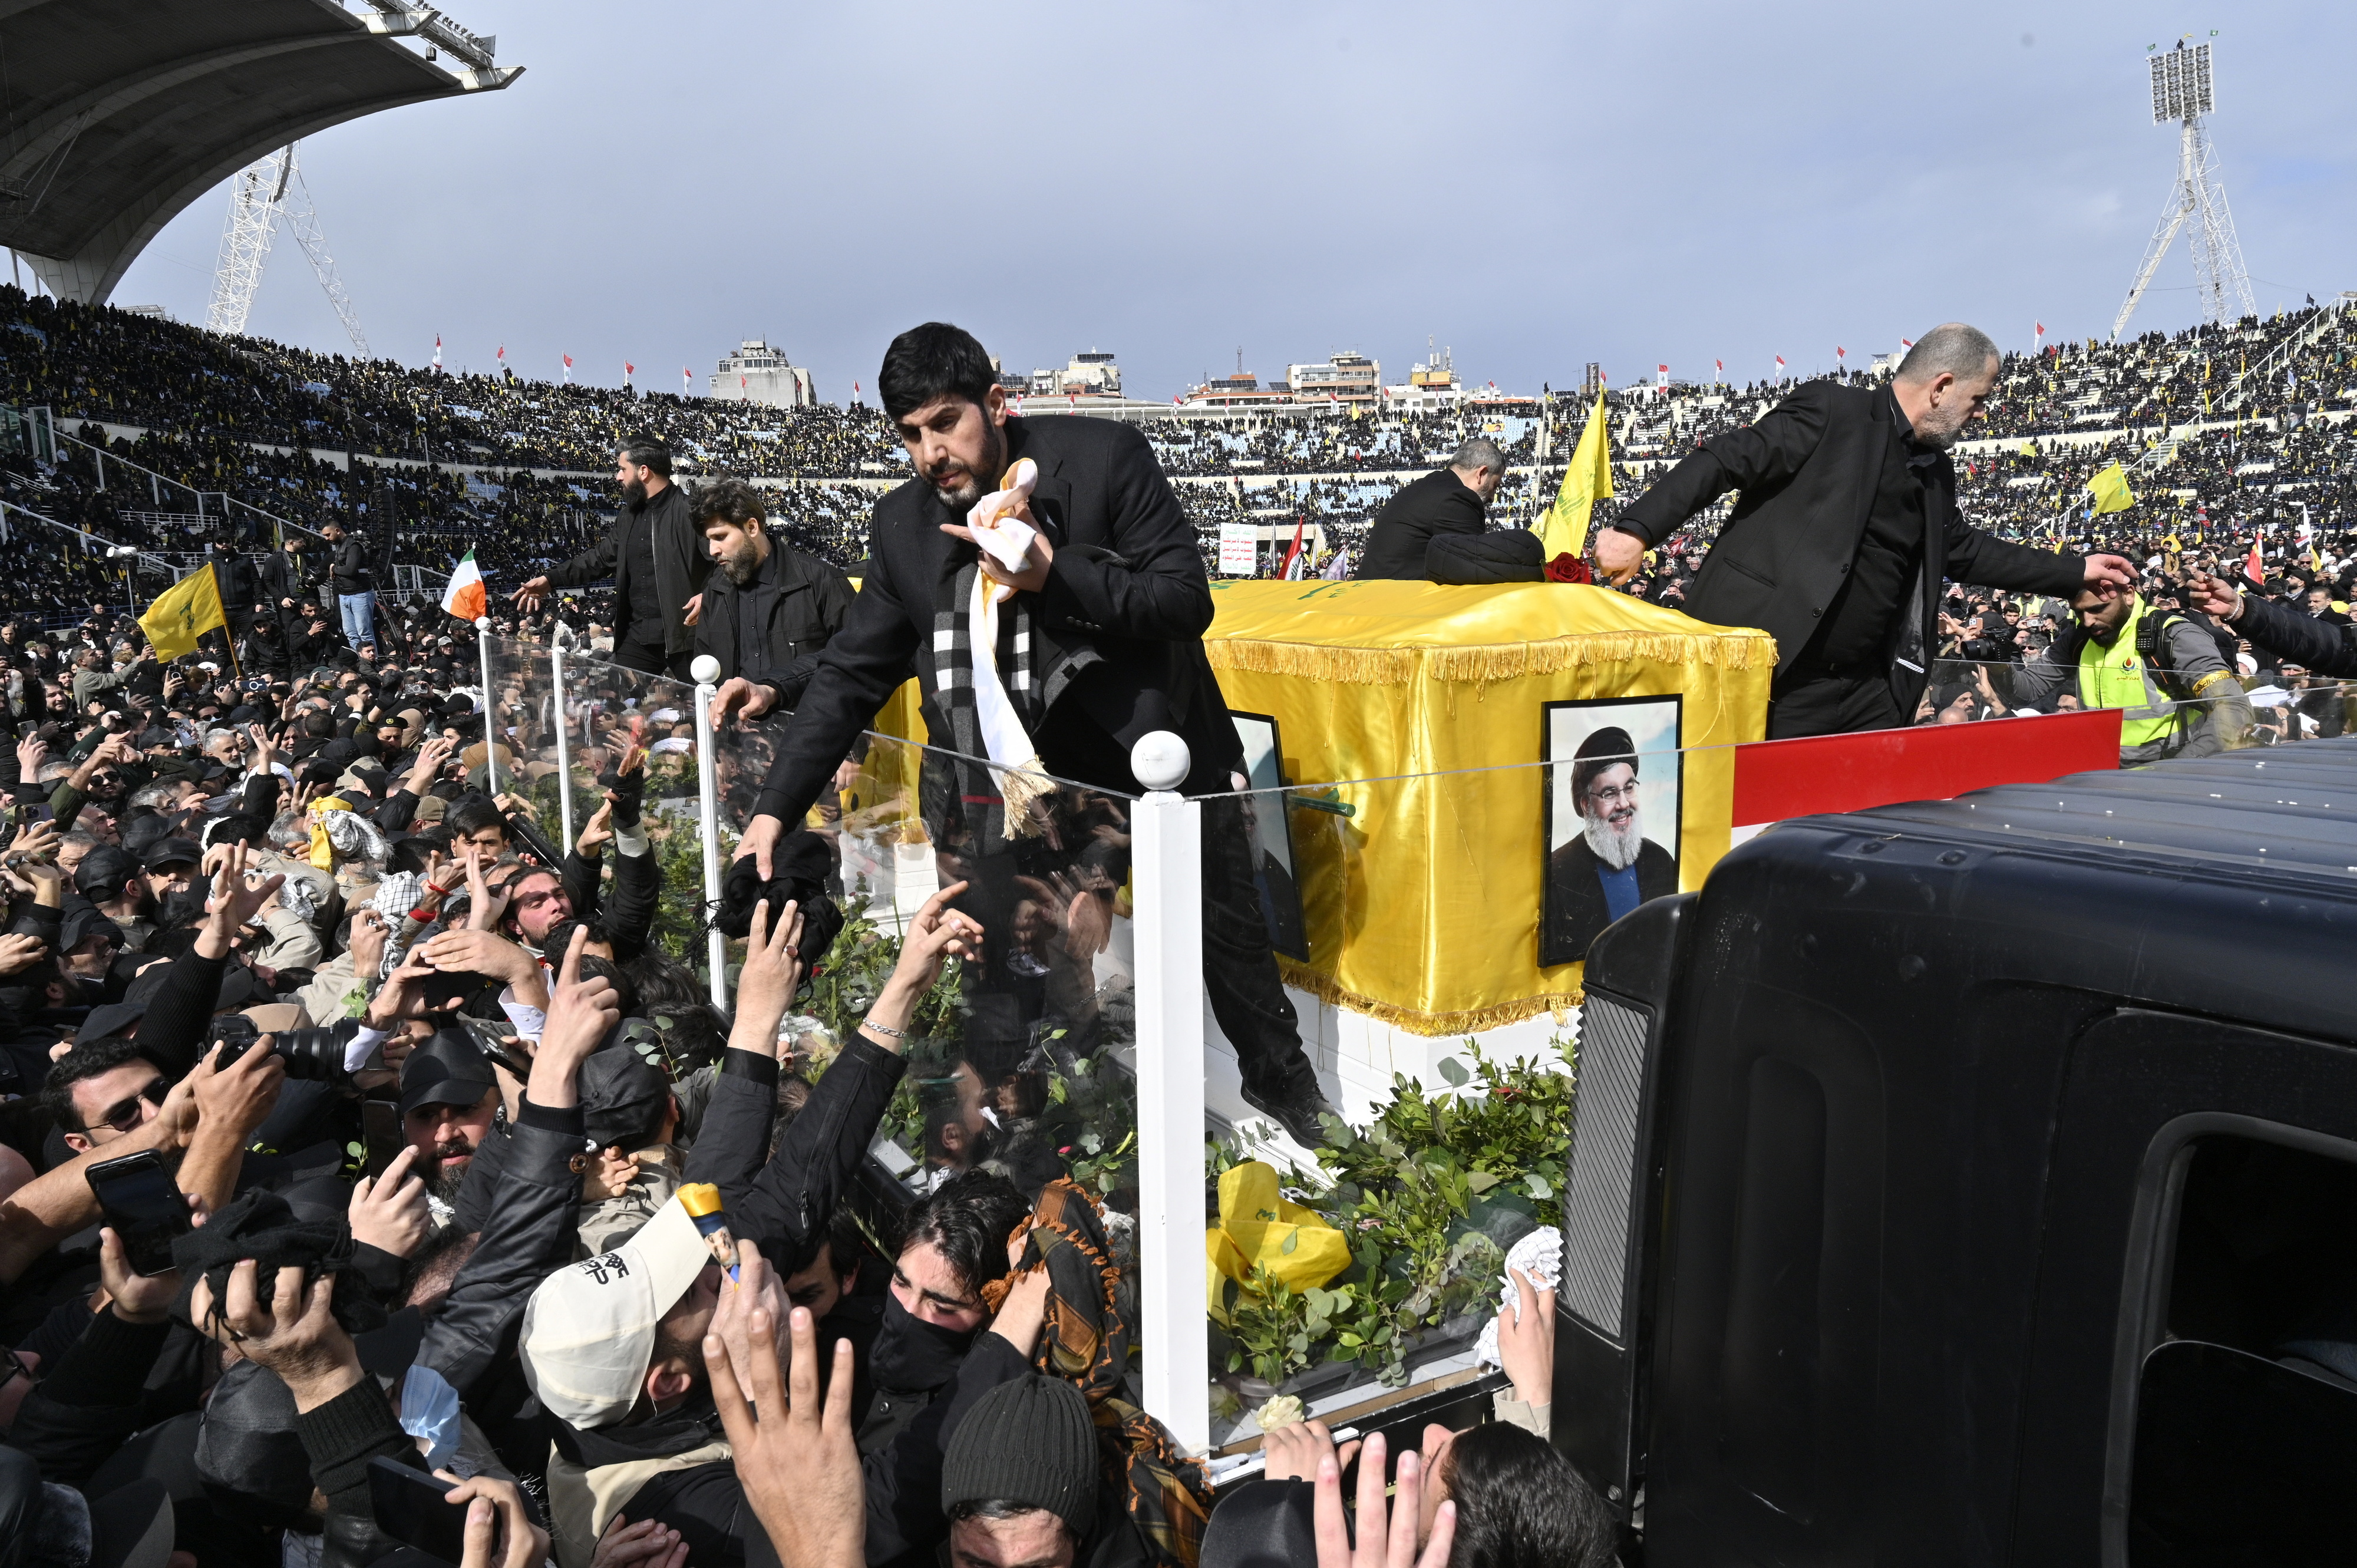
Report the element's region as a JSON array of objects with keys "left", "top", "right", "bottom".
[{"left": 940, "top": 1373, "right": 1098, "bottom": 1541}]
